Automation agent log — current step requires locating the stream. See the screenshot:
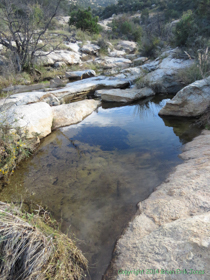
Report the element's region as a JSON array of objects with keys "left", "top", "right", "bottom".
[{"left": 0, "top": 94, "right": 202, "bottom": 280}]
